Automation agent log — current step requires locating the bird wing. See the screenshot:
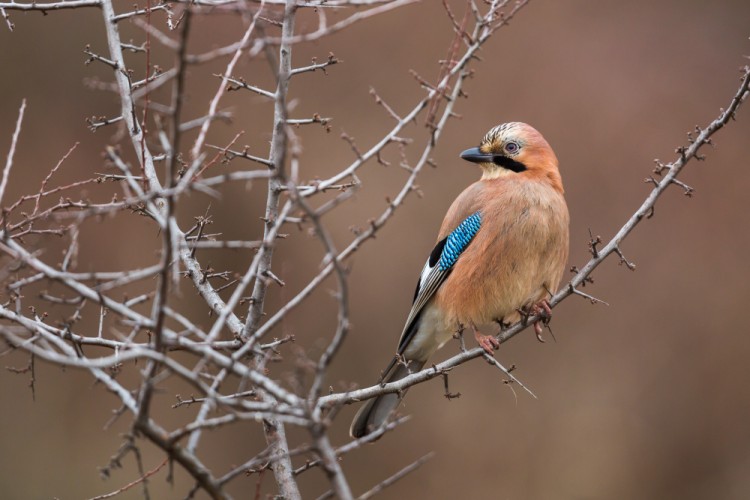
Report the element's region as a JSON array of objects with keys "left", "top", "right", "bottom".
[{"left": 396, "top": 211, "right": 482, "bottom": 355}]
